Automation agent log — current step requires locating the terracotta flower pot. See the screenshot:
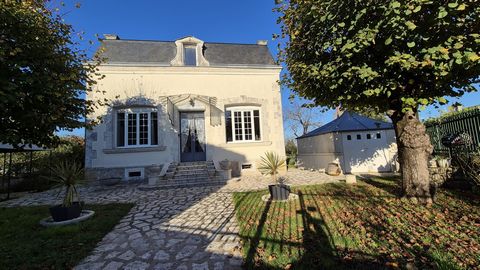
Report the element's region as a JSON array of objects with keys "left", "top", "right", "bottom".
[{"left": 326, "top": 163, "right": 341, "bottom": 176}]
